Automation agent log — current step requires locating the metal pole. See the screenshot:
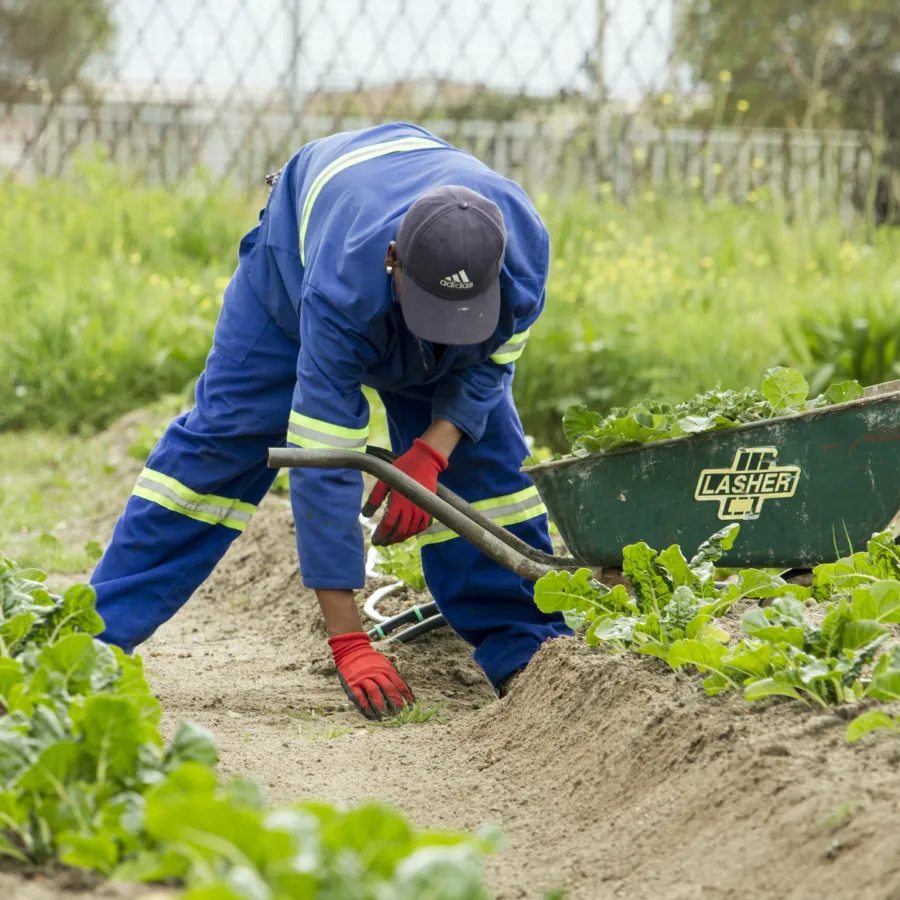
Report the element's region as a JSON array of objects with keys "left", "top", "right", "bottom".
[
  {"left": 595, "top": 0, "right": 606, "bottom": 108},
  {"left": 287, "top": 0, "right": 301, "bottom": 135},
  {"left": 594, "top": 0, "right": 609, "bottom": 191}
]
